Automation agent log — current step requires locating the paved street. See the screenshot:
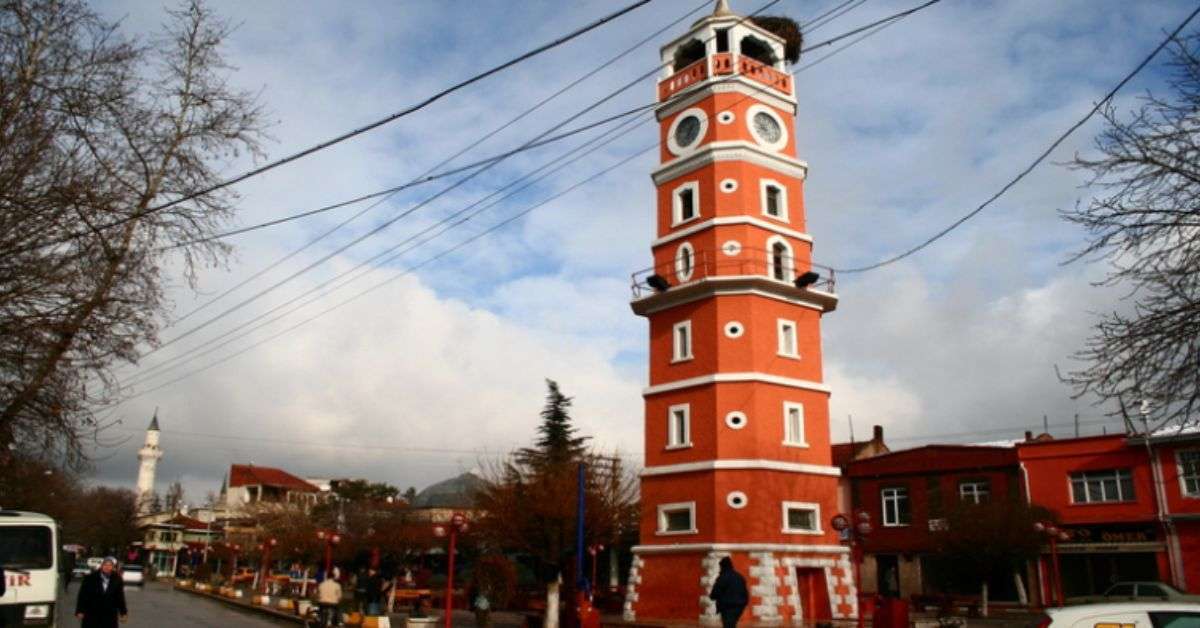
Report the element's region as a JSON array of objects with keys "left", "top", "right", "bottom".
[{"left": 57, "top": 582, "right": 295, "bottom": 628}]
